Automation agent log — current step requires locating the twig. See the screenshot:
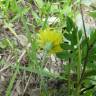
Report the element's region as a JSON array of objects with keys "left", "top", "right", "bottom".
[
  {"left": 17, "top": 43, "right": 31, "bottom": 62},
  {"left": 22, "top": 72, "right": 32, "bottom": 96},
  {"left": 0, "top": 65, "right": 11, "bottom": 73}
]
